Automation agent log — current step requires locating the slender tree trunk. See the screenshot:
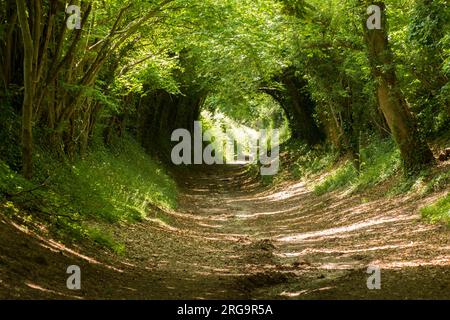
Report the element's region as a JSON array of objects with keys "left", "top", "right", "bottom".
[
  {"left": 363, "top": 1, "right": 434, "bottom": 173},
  {"left": 16, "top": 0, "right": 34, "bottom": 179},
  {"left": 2, "top": 2, "right": 17, "bottom": 89}
]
